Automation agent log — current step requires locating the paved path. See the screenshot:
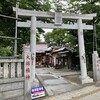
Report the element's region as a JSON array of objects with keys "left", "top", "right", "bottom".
[
  {"left": 40, "top": 67, "right": 81, "bottom": 77},
  {"left": 36, "top": 68, "right": 100, "bottom": 100},
  {"left": 43, "top": 85, "right": 100, "bottom": 100},
  {"left": 36, "top": 68, "right": 81, "bottom": 96}
]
